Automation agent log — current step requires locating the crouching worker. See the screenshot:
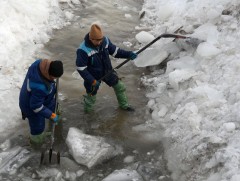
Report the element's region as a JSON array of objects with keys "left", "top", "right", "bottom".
[{"left": 19, "top": 59, "right": 64, "bottom": 146}]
